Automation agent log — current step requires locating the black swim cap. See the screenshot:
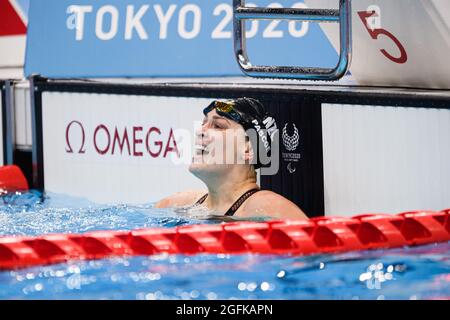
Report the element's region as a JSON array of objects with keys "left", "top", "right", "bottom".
[{"left": 203, "top": 97, "right": 278, "bottom": 169}]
